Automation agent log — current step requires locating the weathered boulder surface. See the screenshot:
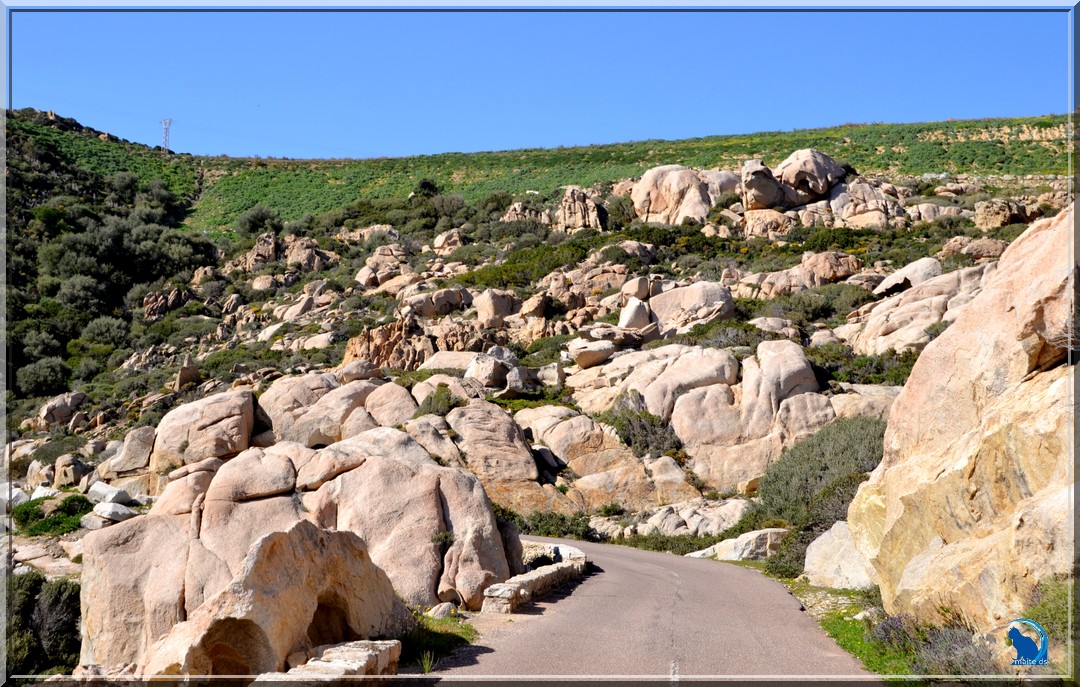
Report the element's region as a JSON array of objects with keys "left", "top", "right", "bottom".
[
  {"left": 148, "top": 390, "right": 256, "bottom": 478},
  {"left": 773, "top": 149, "right": 847, "bottom": 205},
  {"left": 905, "top": 202, "right": 968, "bottom": 224},
  {"left": 514, "top": 405, "right": 700, "bottom": 511},
  {"left": 803, "top": 521, "right": 877, "bottom": 589},
  {"left": 973, "top": 198, "right": 1038, "bottom": 230},
  {"left": 742, "top": 208, "right": 796, "bottom": 239},
  {"left": 261, "top": 374, "right": 380, "bottom": 447},
  {"left": 872, "top": 257, "right": 942, "bottom": 296},
  {"left": 80, "top": 419, "right": 517, "bottom": 673},
  {"left": 672, "top": 340, "right": 829, "bottom": 492},
  {"left": 648, "top": 281, "right": 734, "bottom": 334},
  {"left": 741, "top": 159, "right": 796, "bottom": 211},
  {"left": 848, "top": 206, "right": 1074, "bottom": 632},
  {"left": 137, "top": 521, "right": 410, "bottom": 676},
  {"left": 708, "top": 528, "right": 789, "bottom": 561},
  {"left": 829, "top": 179, "right": 906, "bottom": 229},
  {"left": 302, "top": 428, "right": 513, "bottom": 611},
  {"left": 631, "top": 165, "right": 713, "bottom": 226},
  {"left": 838, "top": 262, "right": 996, "bottom": 355},
  {"left": 733, "top": 251, "right": 861, "bottom": 300},
  {"left": 633, "top": 498, "right": 751, "bottom": 537},
  {"left": 555, "top": 186, "right": 605, "bottom": 233}
]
